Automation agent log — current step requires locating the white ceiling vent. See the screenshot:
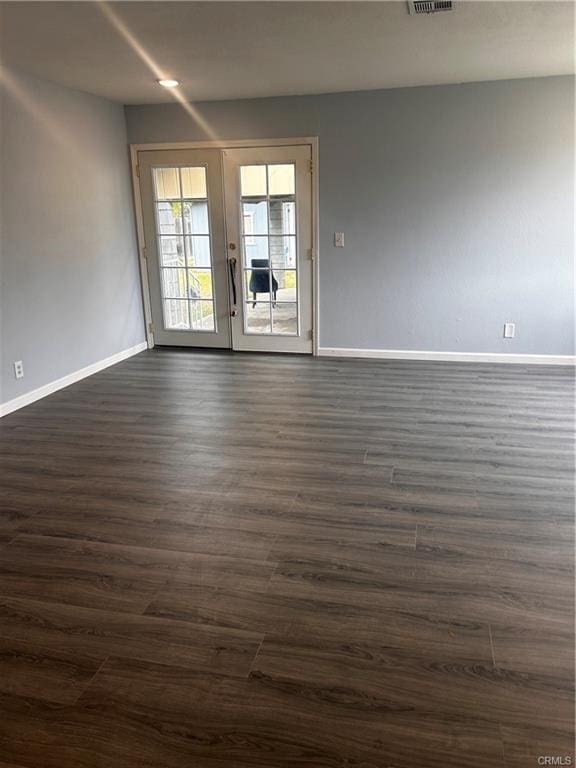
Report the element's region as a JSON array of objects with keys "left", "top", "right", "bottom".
[{"left": 408, "top": 1, "right": 454, "bottom": 14}]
